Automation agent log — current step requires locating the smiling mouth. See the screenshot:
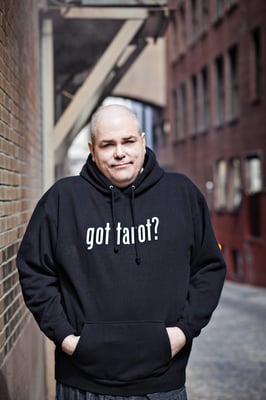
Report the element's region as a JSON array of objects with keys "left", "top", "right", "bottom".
[{"left": 112, "top": 162, "right": 131, "bottom": 168}]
